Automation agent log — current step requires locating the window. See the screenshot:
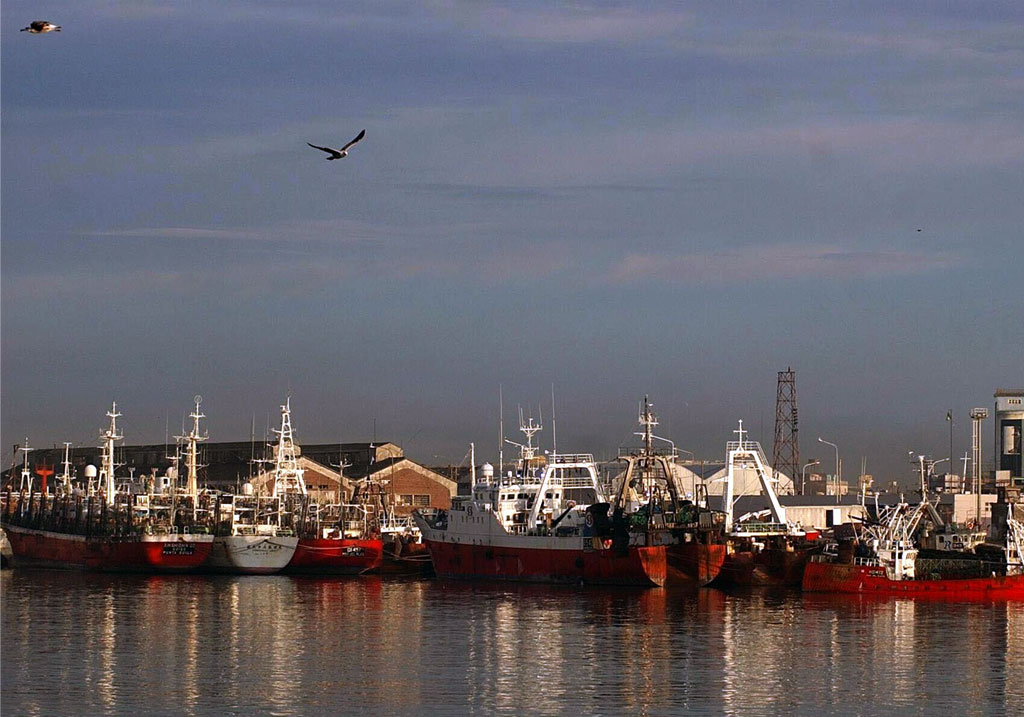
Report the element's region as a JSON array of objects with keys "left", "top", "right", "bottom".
[
  {"left": 399, "top": 494, "right": 413, "bottom": 505},
  {"left": 413, "top": 494, "right": 431, "bottom": 507}
]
